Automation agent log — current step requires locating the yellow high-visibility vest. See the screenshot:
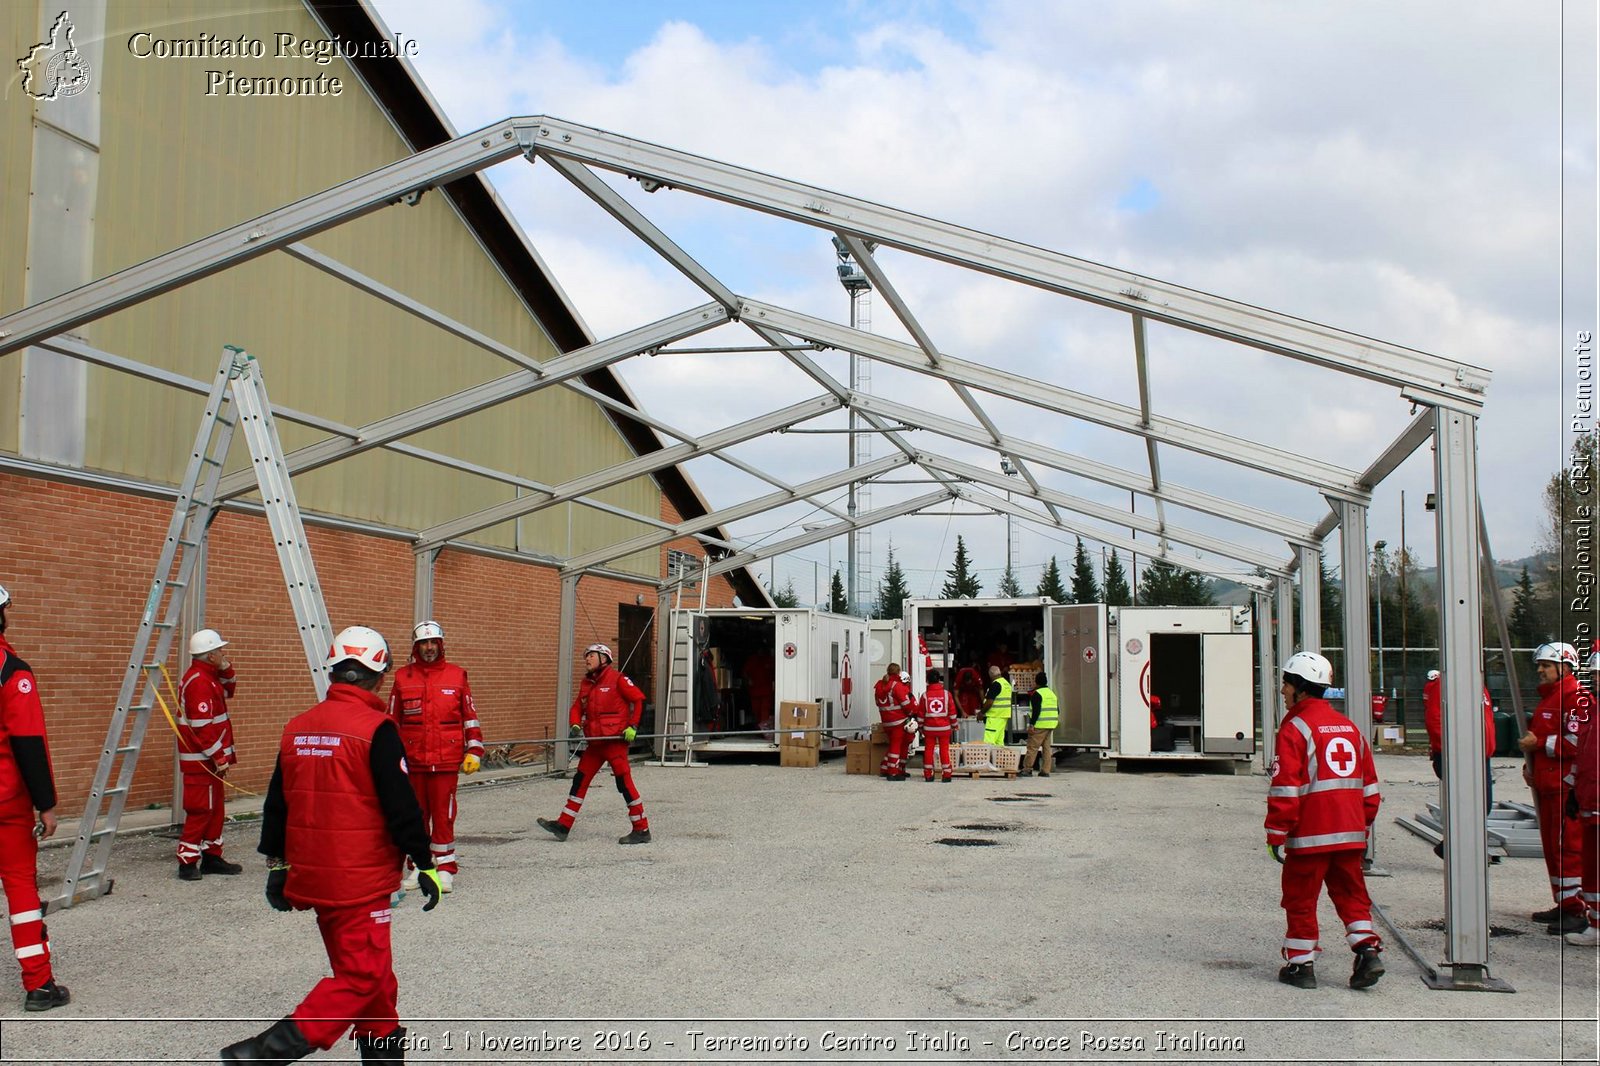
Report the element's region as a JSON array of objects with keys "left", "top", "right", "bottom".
[
  {"left": 987, "top": 677, "right": 1013, "bottom": 719},
  {"left": 1034, "top": 686, "right": 1059, "bottom": 730}
]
